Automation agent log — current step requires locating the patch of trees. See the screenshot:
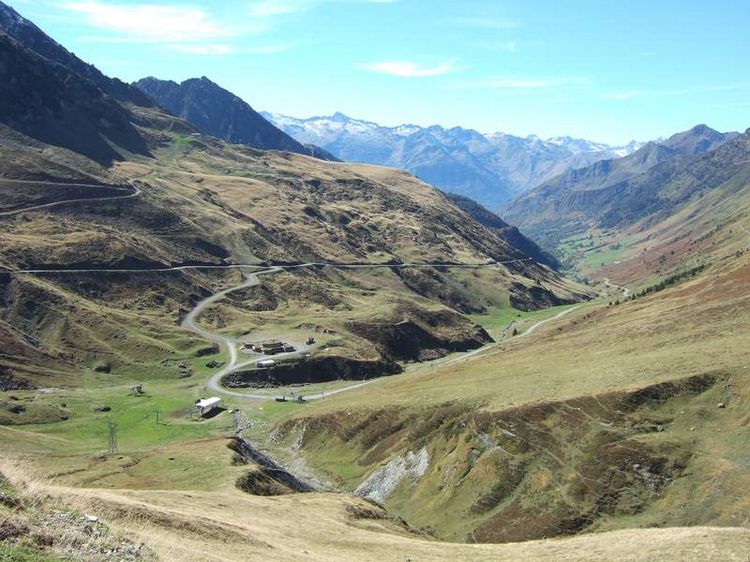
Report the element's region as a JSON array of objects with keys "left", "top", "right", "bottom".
[{"left": 609, "top": 263, "right": 707, "bottom": 306}]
